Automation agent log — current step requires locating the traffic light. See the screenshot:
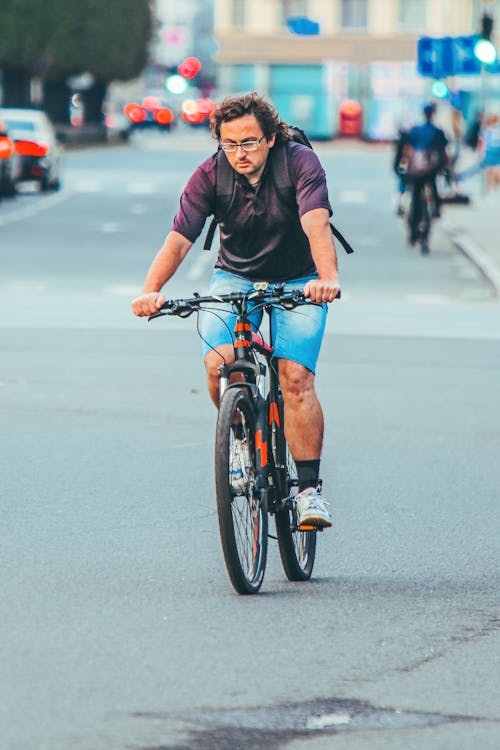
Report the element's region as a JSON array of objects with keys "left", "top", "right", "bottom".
[
  {"left": 474, "top": 11, "right": 497, "bottom": 64},
  {"left": 431, "top": 80, "right": 449, "bottom": 99},
  {"left": 480, "top": 12, "right": 494, "bottom": 41}
]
